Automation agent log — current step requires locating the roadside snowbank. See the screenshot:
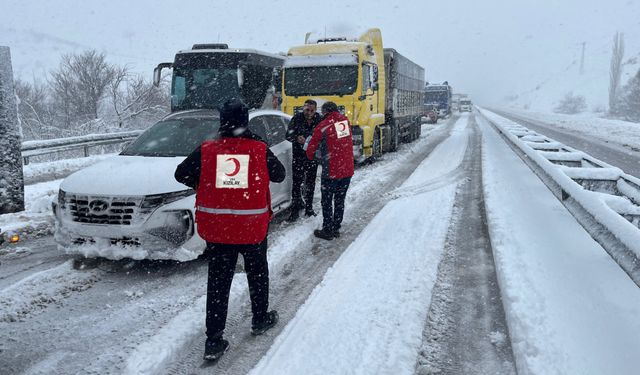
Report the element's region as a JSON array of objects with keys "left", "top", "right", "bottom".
[{"left": 478, "top": 113, "right": 640, "bottom": 374}]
